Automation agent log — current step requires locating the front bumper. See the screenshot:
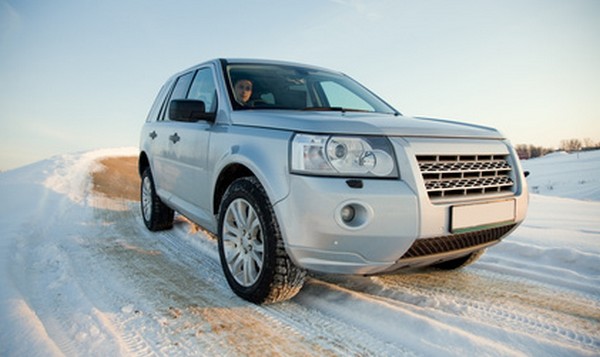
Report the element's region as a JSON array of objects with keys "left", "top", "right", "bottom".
[{"left": 273, "top": 137, "right": 528, "bottom": 275}]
